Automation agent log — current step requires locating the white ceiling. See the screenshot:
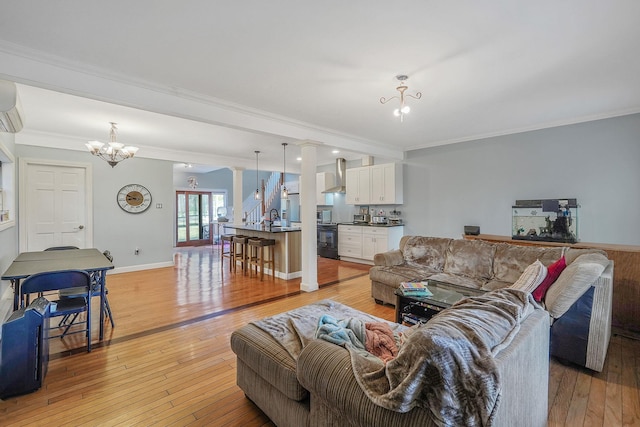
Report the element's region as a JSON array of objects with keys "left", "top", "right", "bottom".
[{"left": 1, "top": 1, "right": 640, "bottom": 173}]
